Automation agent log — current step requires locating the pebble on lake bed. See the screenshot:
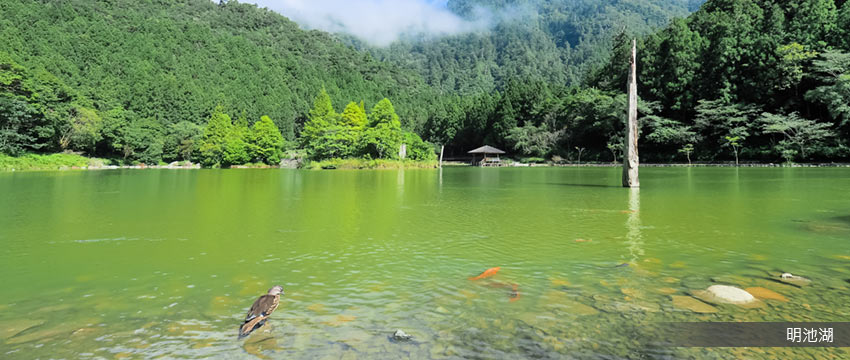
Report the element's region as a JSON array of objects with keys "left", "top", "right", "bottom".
[
  {"left": 692, "top": 285, "right": 761, "bottom": 307},
  {"left": 778, "top": 273, "right": 811, "bottom": 287},
  {"left": 392, "top": 329, "right": 413, "bottom": 341}
]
